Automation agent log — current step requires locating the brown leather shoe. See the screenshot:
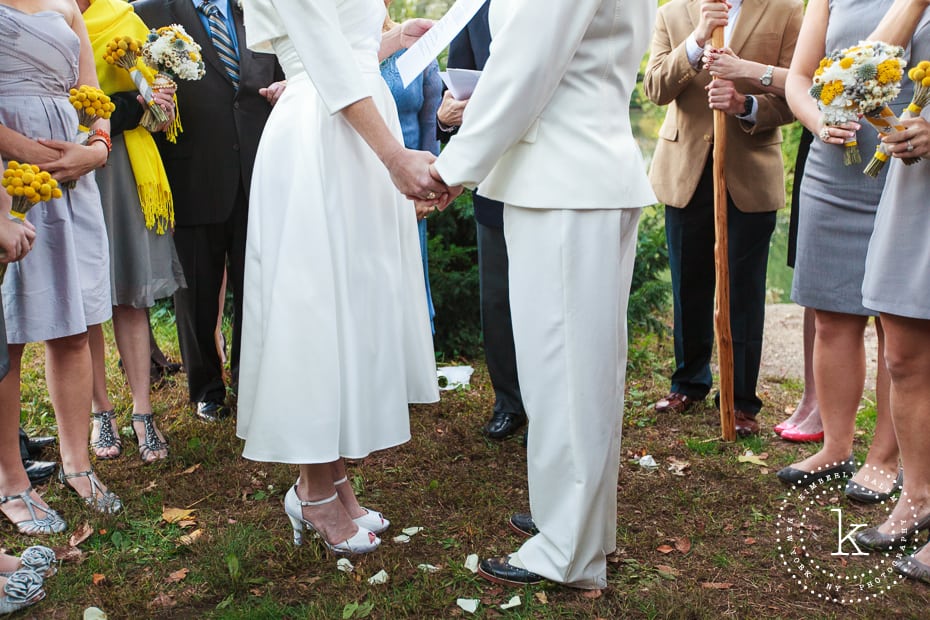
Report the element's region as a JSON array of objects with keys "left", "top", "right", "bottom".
[
  {"left": 734, "top": 410, "right": 760, "bottom": 437},
  {"left": 654, "top": 392, "right": 698, "bottom": 414}
]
